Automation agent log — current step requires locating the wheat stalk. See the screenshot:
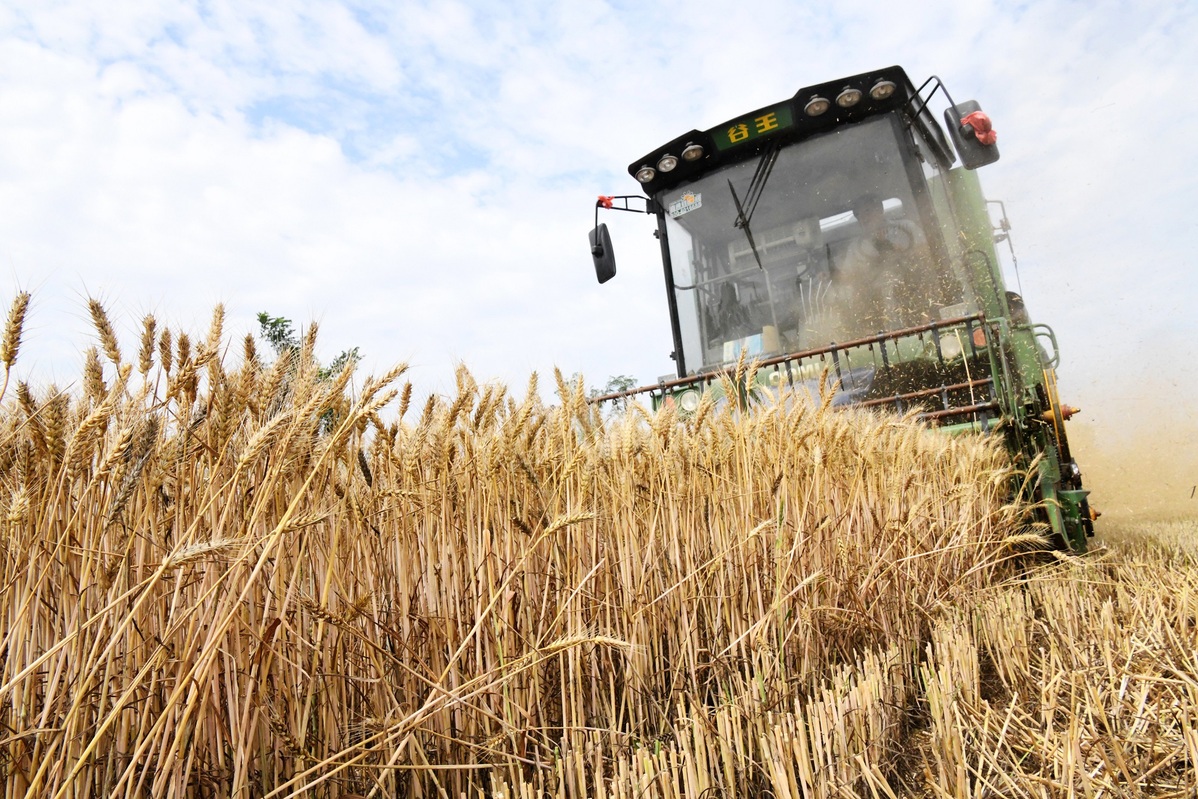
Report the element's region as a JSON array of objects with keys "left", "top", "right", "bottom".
[
  {"left": 0, "top": 301, "right": 1192, "bottom": 799},
  {"left": 0, "top": 291, "right": 30, "bottom": 402},
  {"left": 87, "top": 297, "right": 122, "bottom": 366}
]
